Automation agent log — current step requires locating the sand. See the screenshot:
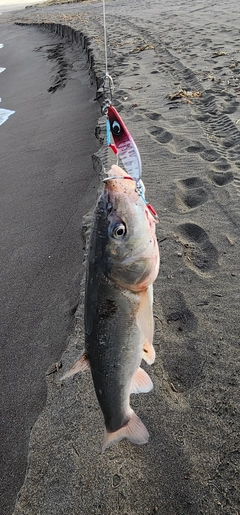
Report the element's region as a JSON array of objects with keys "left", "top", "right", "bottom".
[
  {"left": 2, "top": 0, "right": 240, "bottom": 514},
  {"left": 0, "top": 17, "right": 99, "bottom": 515},
  {"left": 0, "top": 0, "right": 45, "bottom": 13}
]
